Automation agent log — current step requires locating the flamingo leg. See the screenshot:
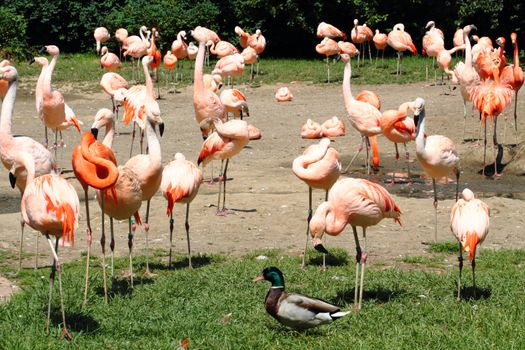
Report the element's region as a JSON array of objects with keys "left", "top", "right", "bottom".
[
  {"left": 462, "top": 100, "right": 467, "bottom": 141},
  {"left": 493, "top": 117, "right": 499, "bottom": 177},
  {"left": 185, "top": 203, "right": 192, "bottom": 269},
  {"left": 343, "top": 136, "right": 365, "bottom": 173},
  {"left": 44, "top": 127, "right": 49, "bottom": 149},
  {"left": 396, "top": 52, "right": 401, "bottom": 76},
  {"left": 358, "top": 228, "right": 368, "bottom": 310},
  {"left": 472, "top": 256, "right": 477, "bottom": 299},
  {"left": 128, "top": 217, "right": 134, "bottom": 288},
  {"left": 50, "top": 237, "right": 71, "bottom": 340},
  {"left": 482, "top": 120, "right": 487, "bottom": 176},
  {"left": 457, "top": 241, "right": 463, "bottom": 300},
  {"left": 82, "top": 188, "right": 92, "bottom": 307},
  {"left": 368, "top": 41, "right": 372, "bottom": 63},
  {"left": 391, "top": 143, "right": 399, "bottom": 184},
  {"left": 144, "top": 199, "right": 155, "bottom": 276},
  {"left": 381, "top": 50, "right": 385, "bottom": 67},
  {"left": 322, "top": 190, "right": 328, "bottom": 272},
  {"left": 129, "top": 123, "right": 136, "bottom": 158},
  {"left": 221, "top": 159, "right": 230, "bottom": 213},
  {"left": 168, "top": 212, "right": 174, "bottom": 268},
  {"left": 454, "top": 167, "right": 460, "bottom": 202},
  {"left": 514, "top": 91, "right": 519, "bottom": 133},
  {"left": 216, "top": 160, "right": 225, "bottom": 208},
  {"left": 326, "top": 56, "right": 330, "bottom": 83},
  {"left": 404, "top": 143, "right": 412, "bottom": 184},
  {"left": 352, "top": 226, "right": 362, "bottom": 311},
  {"left": 365, "top": 137, "right": 371, "bottom": 175},
  {"left": 100, "top": 191, "right": 108, "bottom": 303},
  {"left": 110, "top": 217, "right": 115, "bottom": 279},
  {"left": 301, "top": 186, "right": 313, "bottom": 270},
  {"left": 35, "top": 231, "right": 39, "bottom": 270},
  {"left": 45, "top": 236, "right": 56, "bottom": 333},
  {"left": 17, "top": 218, "right": 25, "bottom": 274},
  {"left": 433, "top": 178, "right": 438, "bottom": 242}
]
